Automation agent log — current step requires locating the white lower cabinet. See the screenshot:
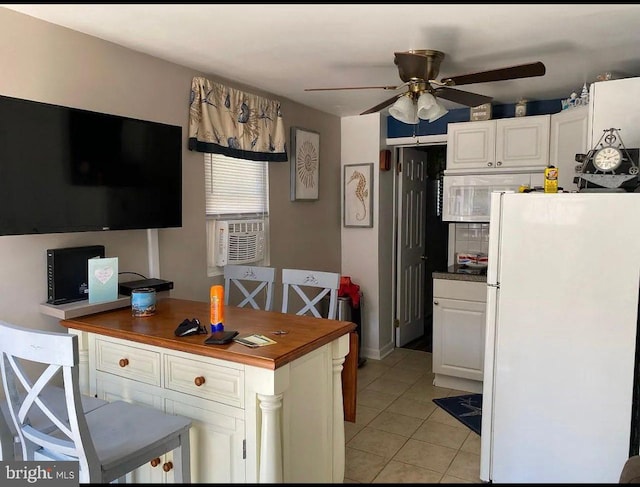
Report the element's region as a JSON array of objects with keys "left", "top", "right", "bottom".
[
  {"left": 165, "top": 397, "right": 245, "bottom": 483},
  {"left": 96, "top": 371, "right": 245, "bottom": 483},
  {"left": 80, "top": 331, "right": 348, "bottom": 483},
  {"left": 92, "top": 335, "right": 247, "bottom": 483},
  {"left": 432, "top": 278, "right": 487, "bottom": 393}
]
